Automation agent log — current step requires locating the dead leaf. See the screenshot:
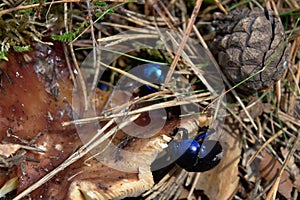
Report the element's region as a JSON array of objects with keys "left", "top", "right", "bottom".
[
  {"left": 0, "top": 42, "right": 223, "bottom": 200},
  {"left": 0, "top": 177, "right": 18, "bottom": 198},
  {"left": 256, "top": 150, "right": 293, "bottom": 199},
  {"left": 0, "top": 43, "right": 81, "bottom": 197},
  {"left": 195, "top": 118, "right": 241, "bottom": 200}
]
